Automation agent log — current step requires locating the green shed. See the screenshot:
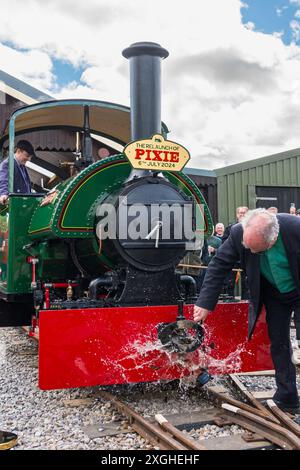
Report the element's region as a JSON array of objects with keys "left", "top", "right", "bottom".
[{"left": 216, "top": 148, "right": 300, "bottom": 226}]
